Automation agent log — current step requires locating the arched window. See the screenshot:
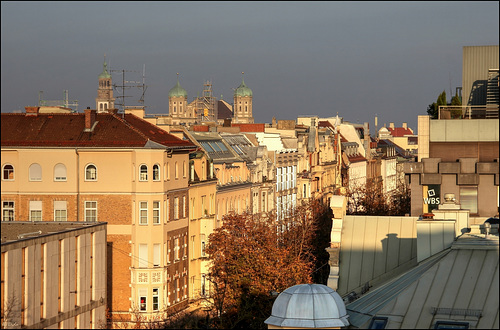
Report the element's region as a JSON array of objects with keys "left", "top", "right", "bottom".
[
  {"left": 85, "top": 164, "right": 97, "bottom": 181},
  {"left": 139, "top": 164, "right": 148, "bottom": 181},
  {"left": 245, "top": 106, "right": 248, "bottom": 112},
  {"left": 100, "top": 104, "right": 103, "bottom": 111},
  {"left": 153, "top": 164, "right": 160, "bottom": 181},
  {"left": 54, "top": 163, "right": 67, "bottom": 181},
  {"left": 2, "top": 164, "right": 14, "bottom": 181},
  {"left": 29, "top": 163, "right": 42, "bottom": 181},
  {"left": 104, "top": 103, "right": 108, "bottom": 110}
]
